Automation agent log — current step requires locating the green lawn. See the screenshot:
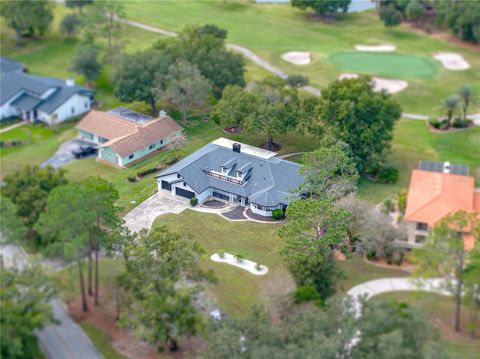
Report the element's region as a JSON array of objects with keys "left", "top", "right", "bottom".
[
  {"left": 153, "top": 210, "right": 408, "bottom": 317},
  {"left": 123, "top": 0, "right": 480, "bottom": 114},
  {"left": 375, "top": 292, "right": 480, "bottom": 359},
  {"left": 329, "top": 52, "right": 437, "bottom": 78}
]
